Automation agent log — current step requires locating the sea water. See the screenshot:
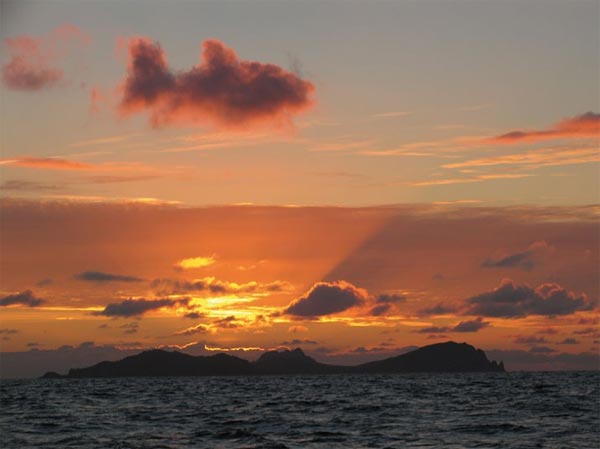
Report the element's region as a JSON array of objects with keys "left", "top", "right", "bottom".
[{"left": 1, "top": 371, "right": 598, "bottom": 448}]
